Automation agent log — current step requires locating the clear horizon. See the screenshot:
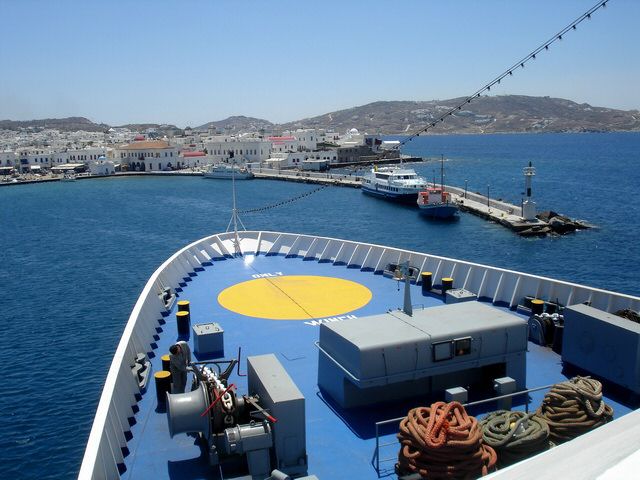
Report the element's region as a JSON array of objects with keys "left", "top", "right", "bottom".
[{"left": 2, "top": 0, "right": 639, "bottom": 128}]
